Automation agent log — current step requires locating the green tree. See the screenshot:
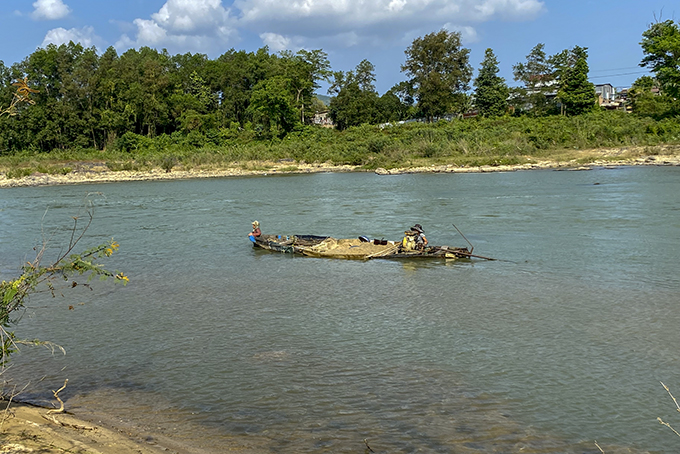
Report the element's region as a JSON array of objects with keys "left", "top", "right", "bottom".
[
  {"left": 377, "top": 90, "right": 410, "bottom": 122},
  {"left": 277, "top": 49, "right": 331, "bottom": 125},
  {"left": 247, "top": 75, "right": 299, "bottom": 134},
  {"left": 214, "top": 47, "right": 276, "bottom": 127},
  {"left": 629, "top": 75, "right": 677, "bottom": 118},
  {"left": 116, "top": 47, "right": 174, "bottom": 138},
  {"left": 556, "top": 46, "right": 597, "bottom": 115},
  {"left": 401, "top": 29, "right": 472, "bottom": 121},
  {"left": 473, "top": 48, "right": 509, "bottom": 117},
  {"left": 170, "top": 69, "right": 219, "bottom": 133},
  {"left": 329, "top": 81, "right": 380, "bottom": 130},
  {"left": 328, "top": 60, "right": 381, "bottom": 130},
  {"left": 512, "top": 43, "right": 556, "bottom": 115},
  {"left": 640, "top": 19, "right": 680, "bottom": 99},
  {"left": 95, "top": 46, "right": 129, "bottom": 147}
]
